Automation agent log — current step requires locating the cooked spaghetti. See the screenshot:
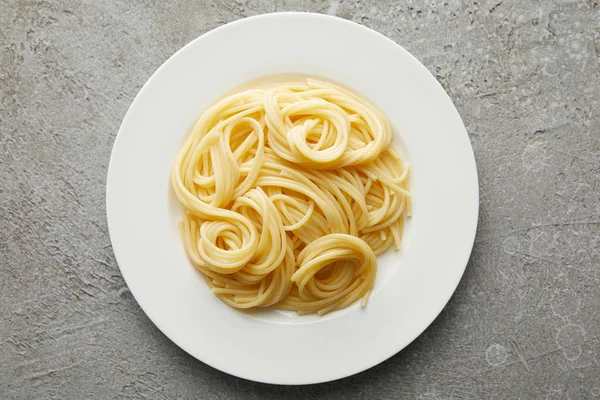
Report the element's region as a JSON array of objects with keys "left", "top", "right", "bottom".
[{"left": 171, "top": 77, "right": 410, "bottom": 315}]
